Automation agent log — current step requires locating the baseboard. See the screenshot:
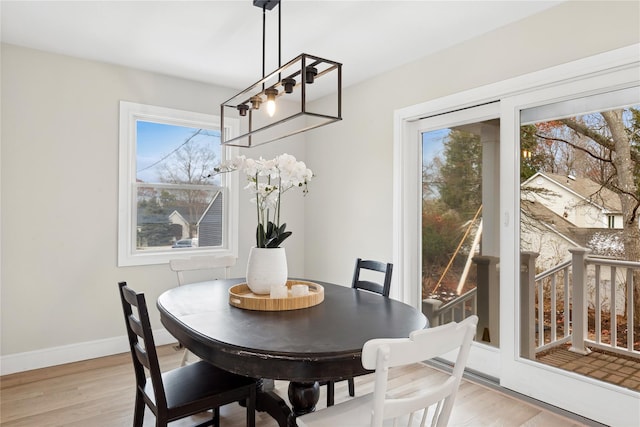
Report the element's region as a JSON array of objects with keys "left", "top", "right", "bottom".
[{"left": 0, "top": 328, "right": 177, "bottom": 376}]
